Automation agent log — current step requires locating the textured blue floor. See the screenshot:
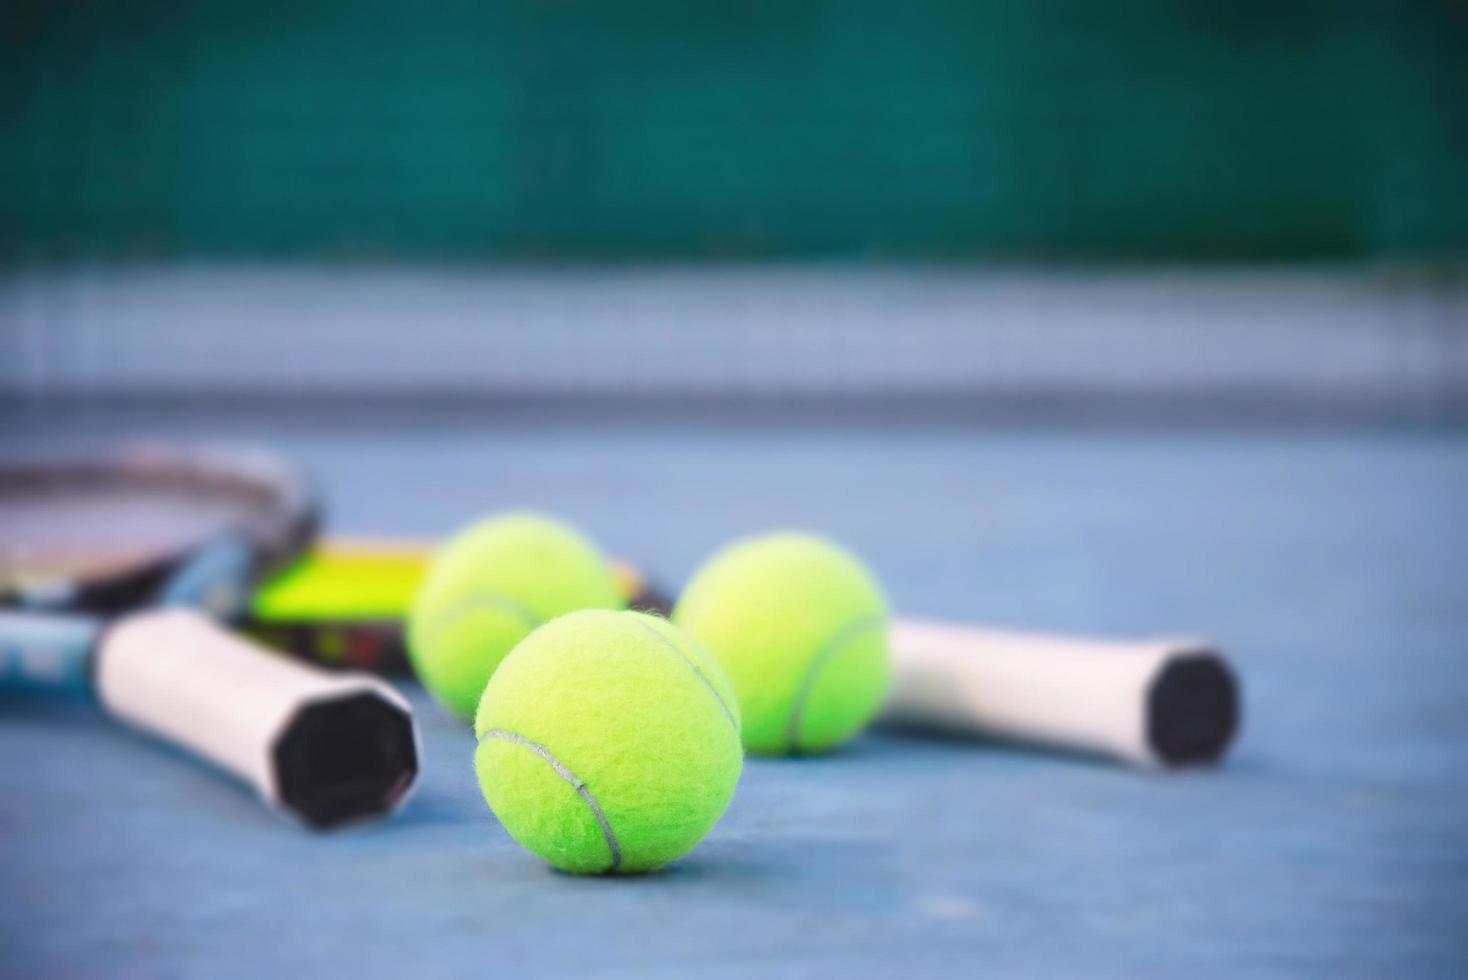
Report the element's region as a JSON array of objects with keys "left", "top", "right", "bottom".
[{"left": 2, "top": 427, "right": 1466, "bottom": 978}]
